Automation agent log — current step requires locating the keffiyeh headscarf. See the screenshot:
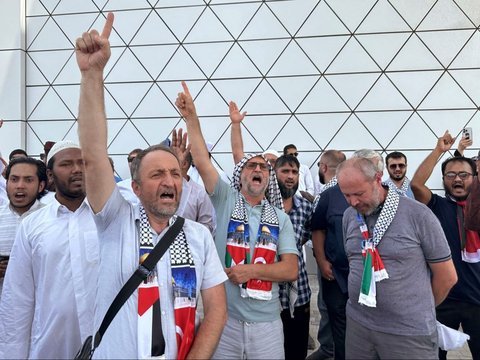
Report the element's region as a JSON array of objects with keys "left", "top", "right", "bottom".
[
  {"left": 230, "top": 153, "right": 284, "bottom": 210},
  {"left": 226, "top": 153, "right": 282, "bottom": 300}
]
